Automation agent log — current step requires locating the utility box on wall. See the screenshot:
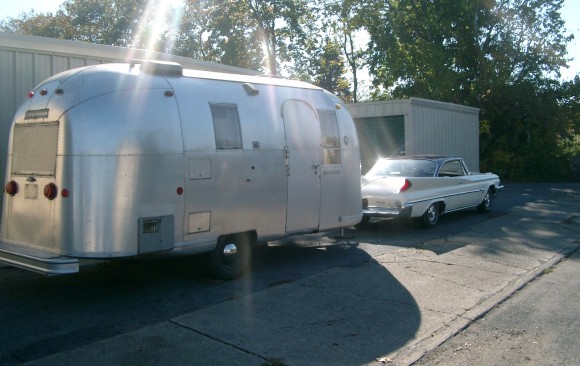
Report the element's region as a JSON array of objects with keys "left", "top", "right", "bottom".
[{"left": 347, "top": 98, "right": 480, "bottom": 174}]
